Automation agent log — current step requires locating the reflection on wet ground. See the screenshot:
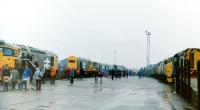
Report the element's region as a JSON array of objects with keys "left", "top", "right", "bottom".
[
  {"left": 157, "top": 83, "right": 195, "bottom": 110},
  {"left": 0, "top": 77, "right": 197, "bottom": 110}
]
